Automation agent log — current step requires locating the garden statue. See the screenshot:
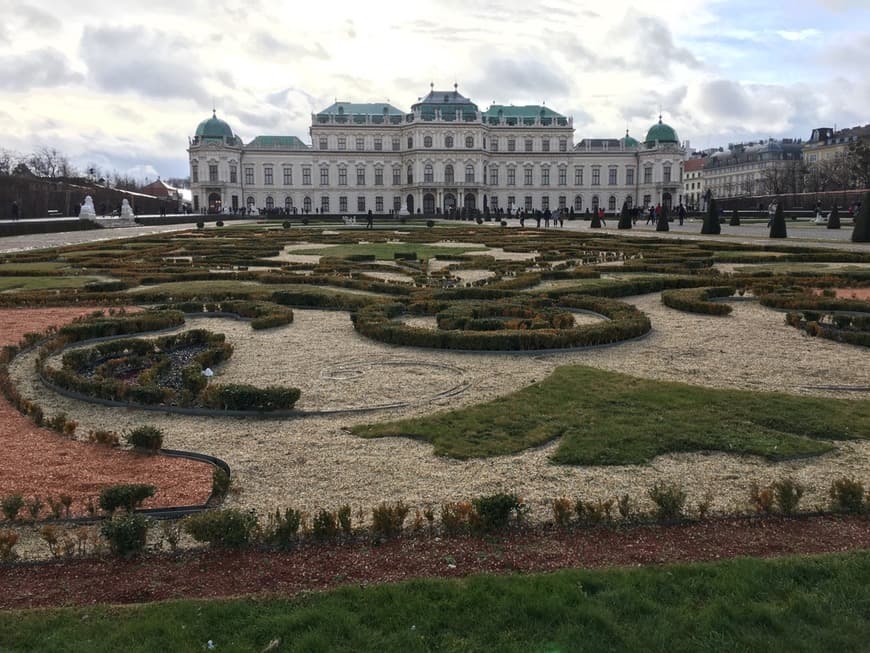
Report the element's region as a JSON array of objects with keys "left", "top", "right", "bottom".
[
  {"left": 120, "top": 198, "right": 134, "bottom": 219},
  {"left": 79, "top": 196, "right": 96, "bottom": 218}
]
